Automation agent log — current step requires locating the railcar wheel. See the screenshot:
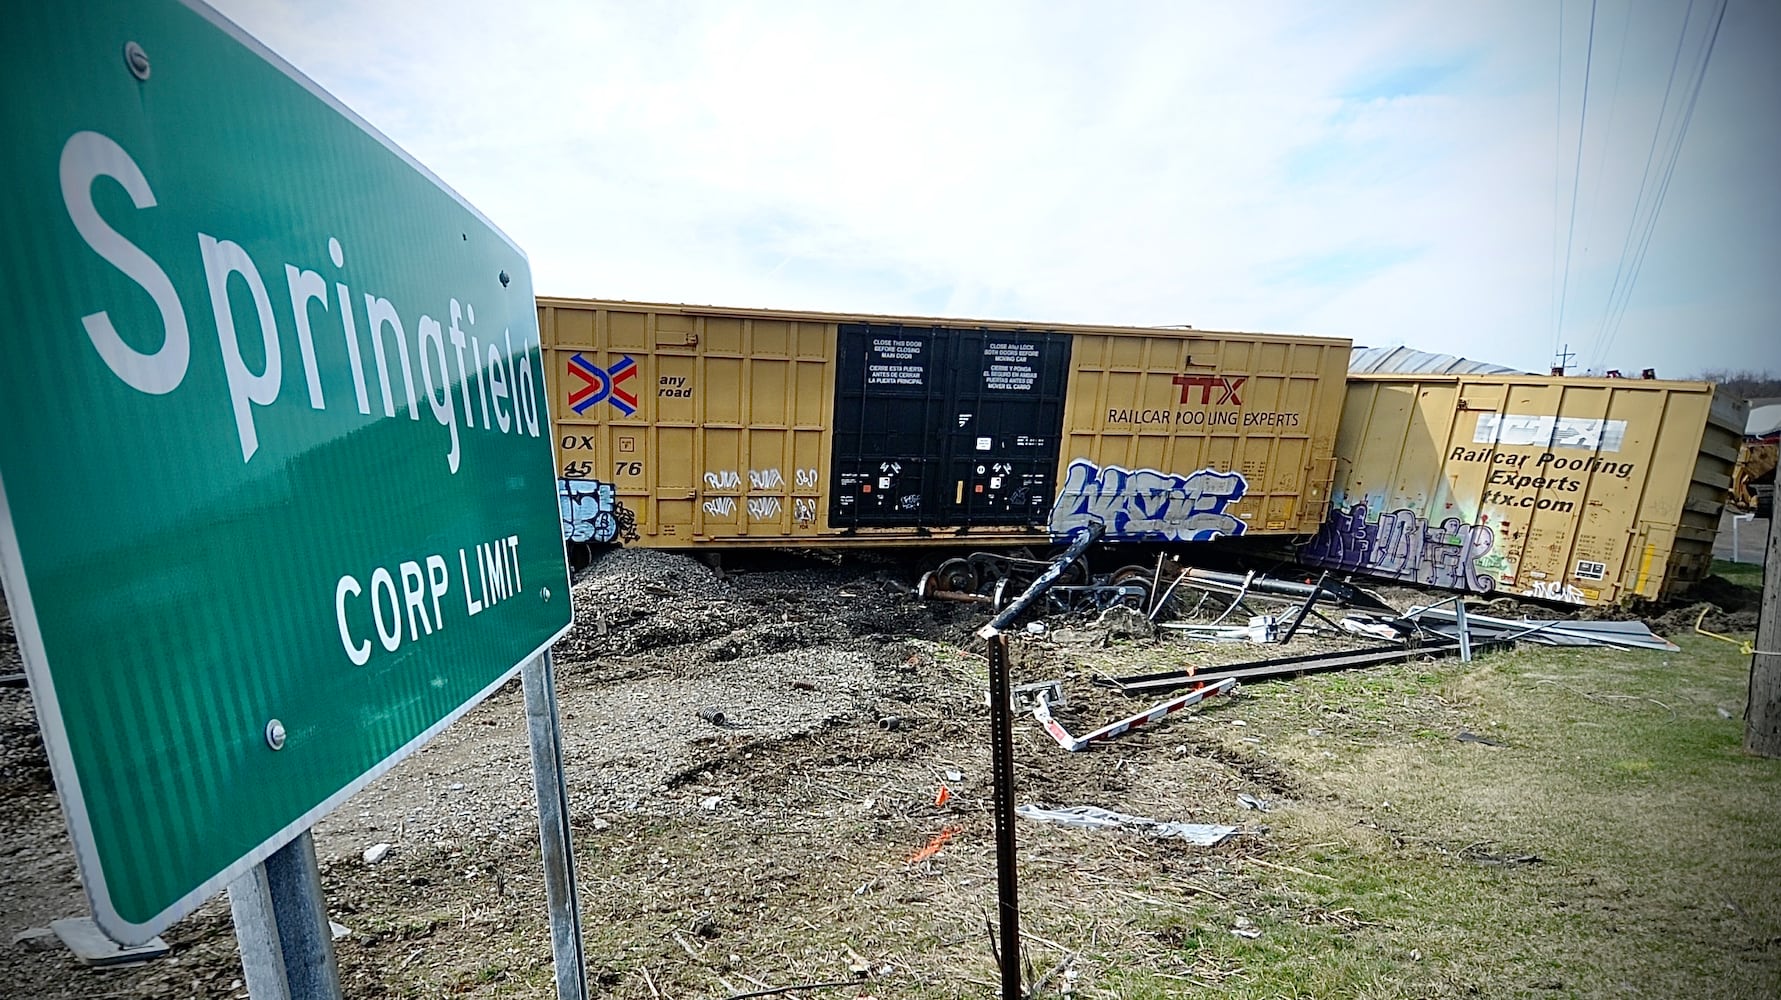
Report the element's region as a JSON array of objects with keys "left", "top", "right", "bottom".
[
  {"left": 934, "top": 557, "right": 979, "bottom": 594},
  {"left": 1109, "top": 565, "right": 1154, "bottom": 609}
]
